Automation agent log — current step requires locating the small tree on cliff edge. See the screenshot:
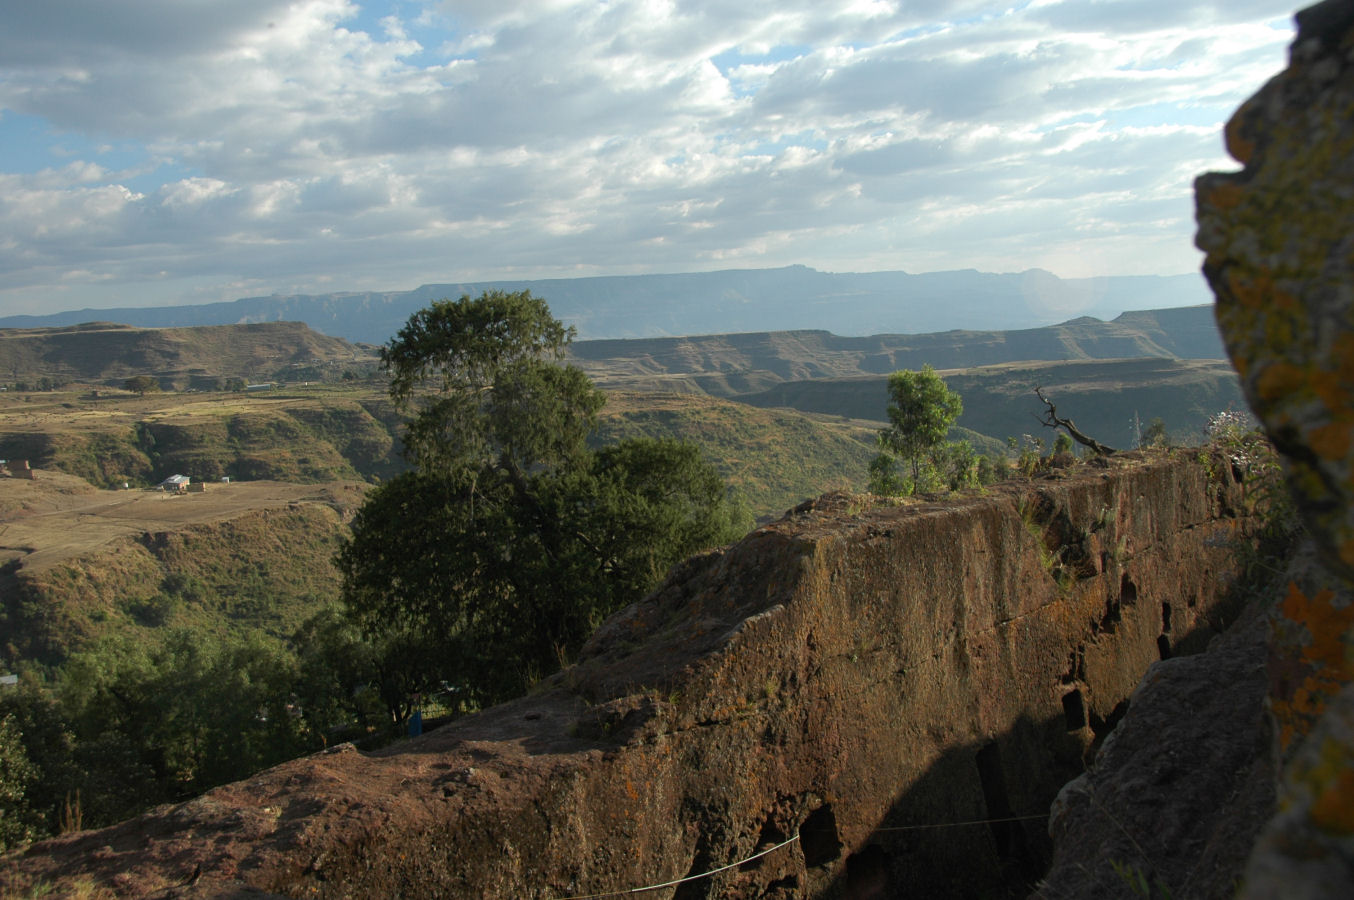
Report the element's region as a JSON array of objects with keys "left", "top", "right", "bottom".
[
  {"left": 869, "top": 365, "right": 964, "bottom": 495},
  {"left": 336, "top": 290, "right": 749, "bottom": 714}
]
